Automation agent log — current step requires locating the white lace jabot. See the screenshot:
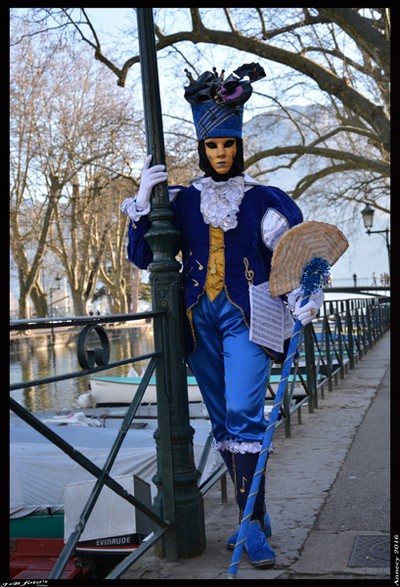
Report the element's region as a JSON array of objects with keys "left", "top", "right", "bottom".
[{"left": 196, "top": 176, "right": 245, "bottom": 232}]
